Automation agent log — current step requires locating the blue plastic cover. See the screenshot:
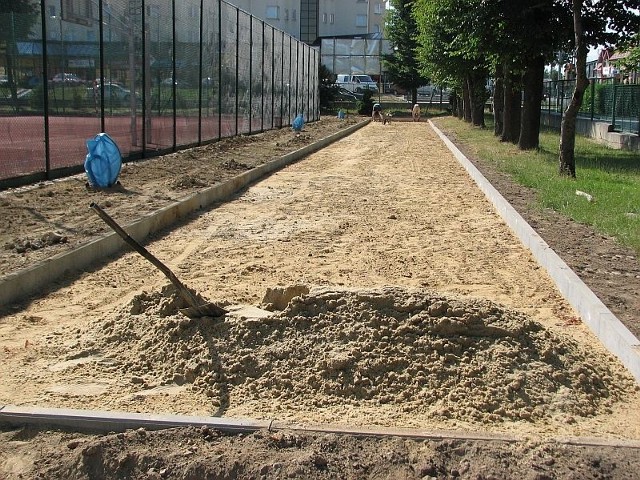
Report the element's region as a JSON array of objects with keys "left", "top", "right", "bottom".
[
  {"left": 84, "top": 133, "right": 122, "bottom": 188},
  {"left": 291, "top": 114, "right": 304, "bottom": 132}
]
